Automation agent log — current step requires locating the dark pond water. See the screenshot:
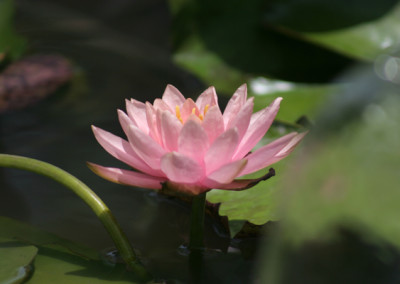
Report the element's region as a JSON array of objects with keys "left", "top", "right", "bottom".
[{"left": 0, "top": 0, "right": 256, "bottom": 282}]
